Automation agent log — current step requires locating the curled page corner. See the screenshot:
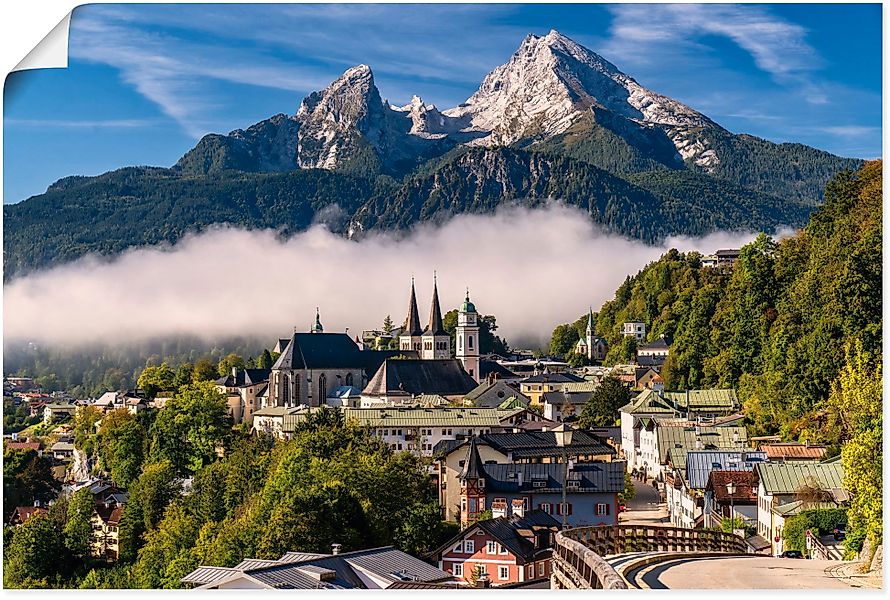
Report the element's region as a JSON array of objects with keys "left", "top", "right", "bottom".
[{"left": 12, "top": 12, "right": 72, "bottom": 73}]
